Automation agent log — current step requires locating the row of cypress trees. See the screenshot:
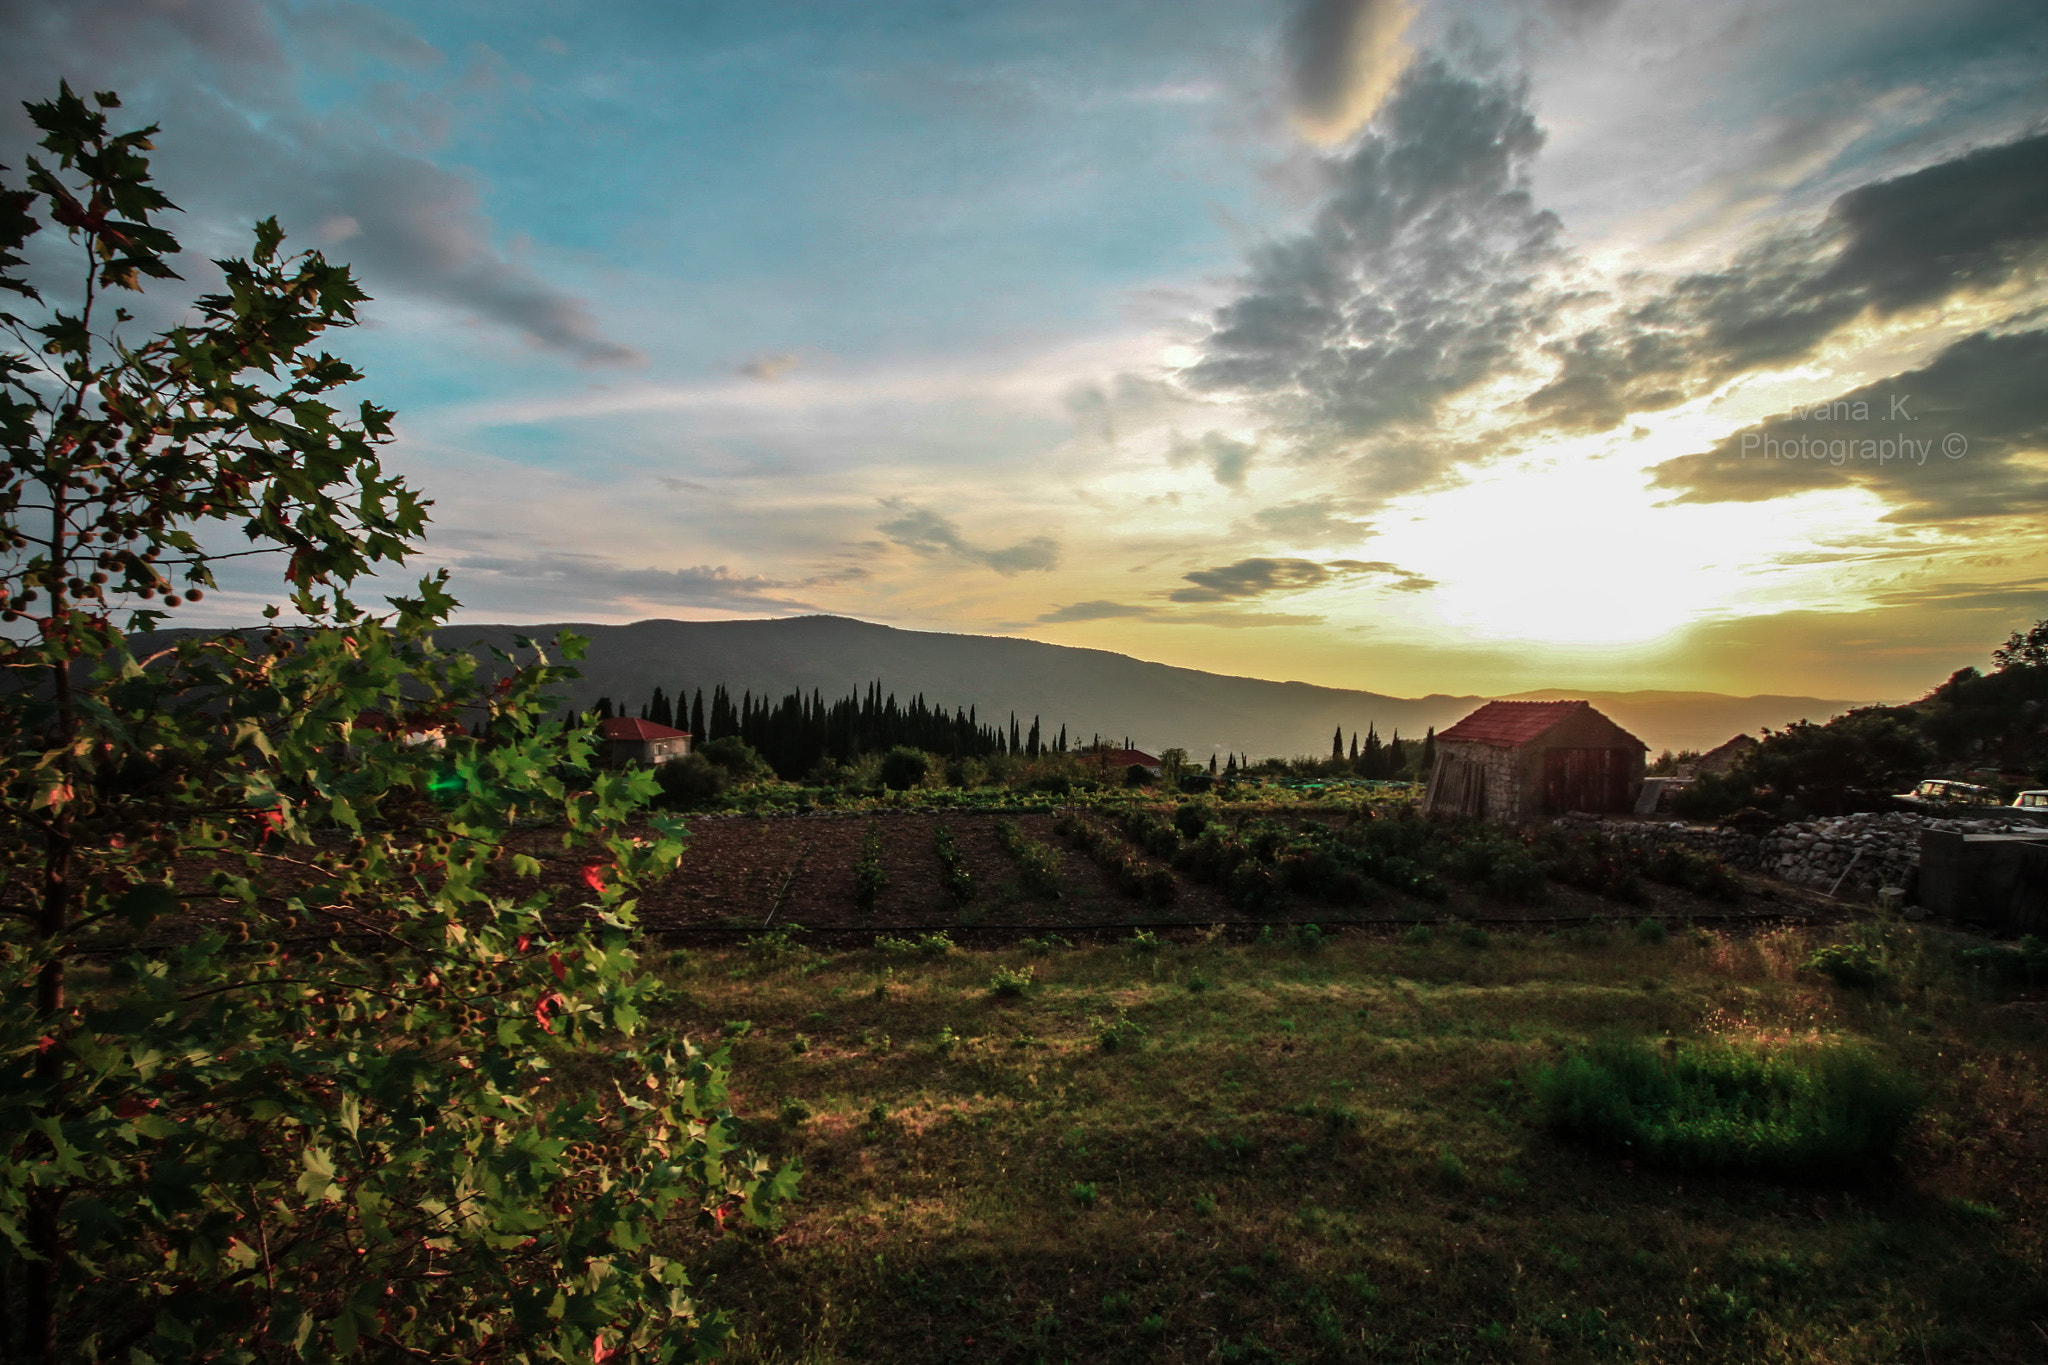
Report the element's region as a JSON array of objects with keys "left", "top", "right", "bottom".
[
  {"left": 593, "top": 682, "right": 1064, "bottom": 780},
  {"left": 1330, "top": 723, "right": 1437, "bottom": 779}
]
